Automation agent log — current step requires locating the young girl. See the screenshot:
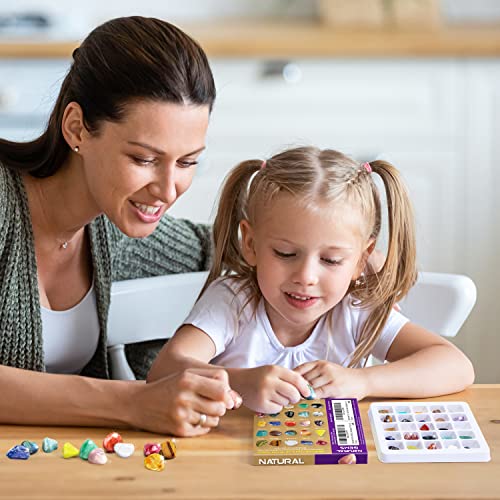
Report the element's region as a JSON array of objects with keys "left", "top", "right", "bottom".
[{"left": 147, "top": 146, "right": 474, "bottom": 414}]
